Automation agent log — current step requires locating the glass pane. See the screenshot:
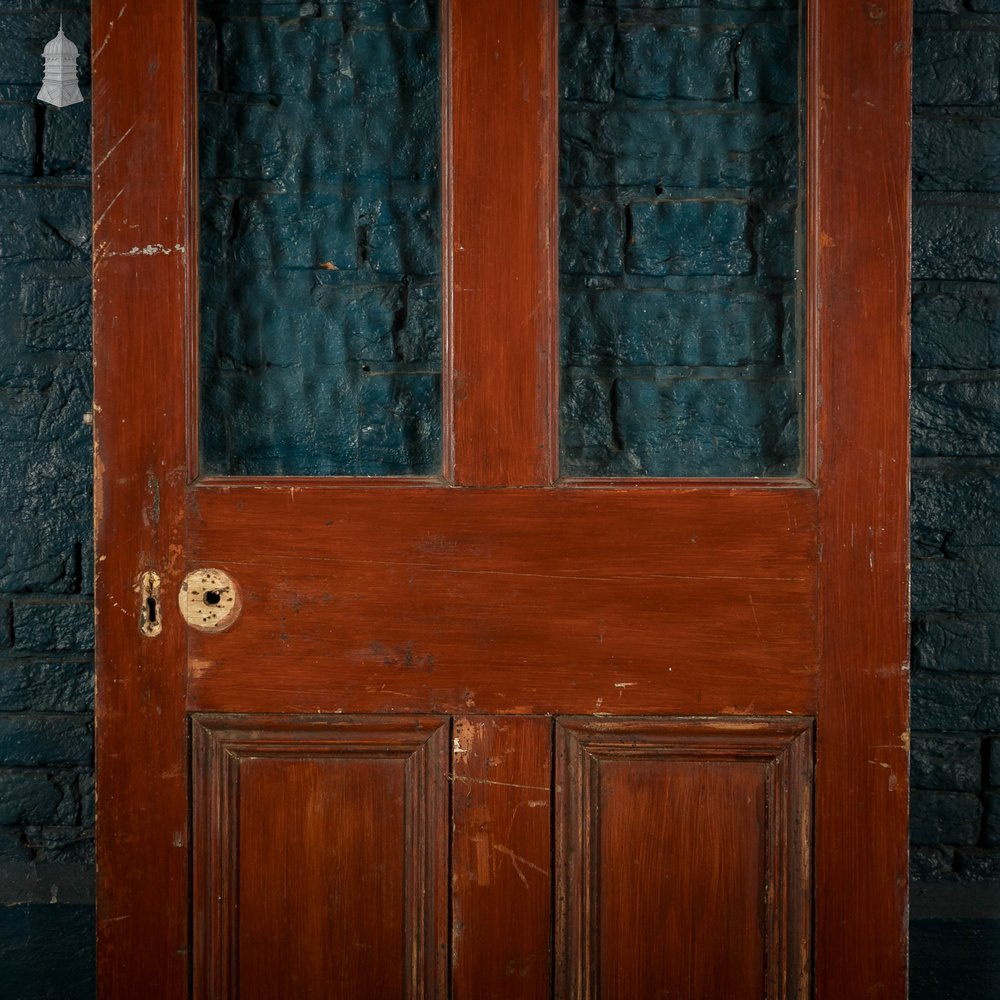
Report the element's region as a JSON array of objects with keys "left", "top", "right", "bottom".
[
  {"left": 198, "top": 2, "right": 441, "bottom": 476},
  {"left": 559, "top": 0, "right": 801, "bottom": 477}
]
